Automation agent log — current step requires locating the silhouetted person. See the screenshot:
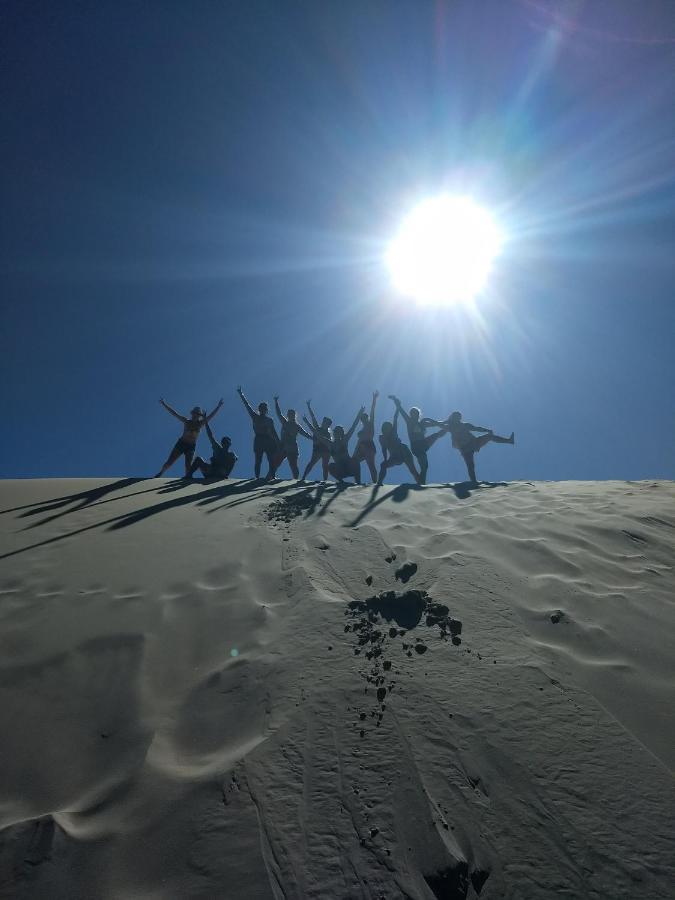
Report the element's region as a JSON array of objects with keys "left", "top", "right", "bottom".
[
  {"left": 389, "top": 395, "right": 446, "bottom": 485},
  {"left": 302, "top": 400, "right": 333, "bottom": 481},
  {"left": 237, "top": 386, "right": 280, "bottom": 480},
  {"left": 304, "top": 406, "right": 364, "bottom": 484},
  {"left": 189, "top": 421, "right": 237, "bottom": 480},
  {"left": 445, "top": 411, "right": 514, "bottom": 483},
  {"left": 273, "top": 395, "right": 313, "bottom": 479},
  {"left": 353, "top": 391, "right": 379, "bottom": 483},
  {"left": 377, "top": 406, "right": 420, "bottom": 485},
  {"left": 155, "top": 398, "right": 223, "bottom": 478}
]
